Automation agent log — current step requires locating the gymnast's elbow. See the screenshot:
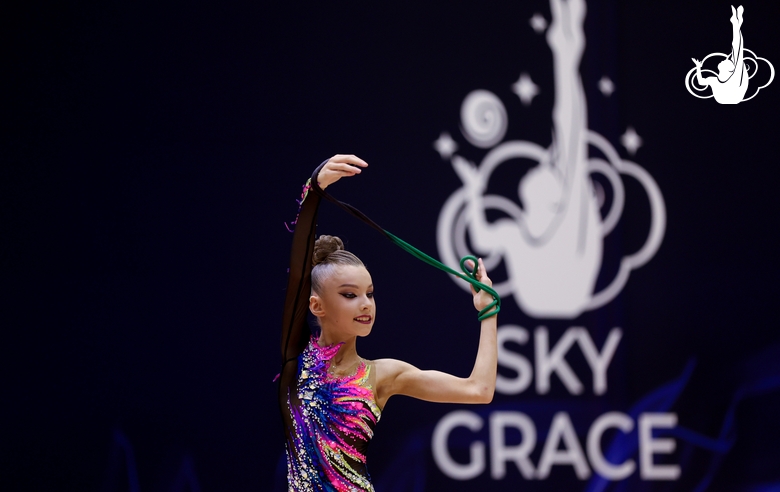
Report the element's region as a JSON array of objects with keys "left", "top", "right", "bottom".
[
  {"left": 467, "top": 382, "right": 495, "bottom": 404},
  {"left": 479, "top": 386, "right": 495, "bottom": 404}
]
